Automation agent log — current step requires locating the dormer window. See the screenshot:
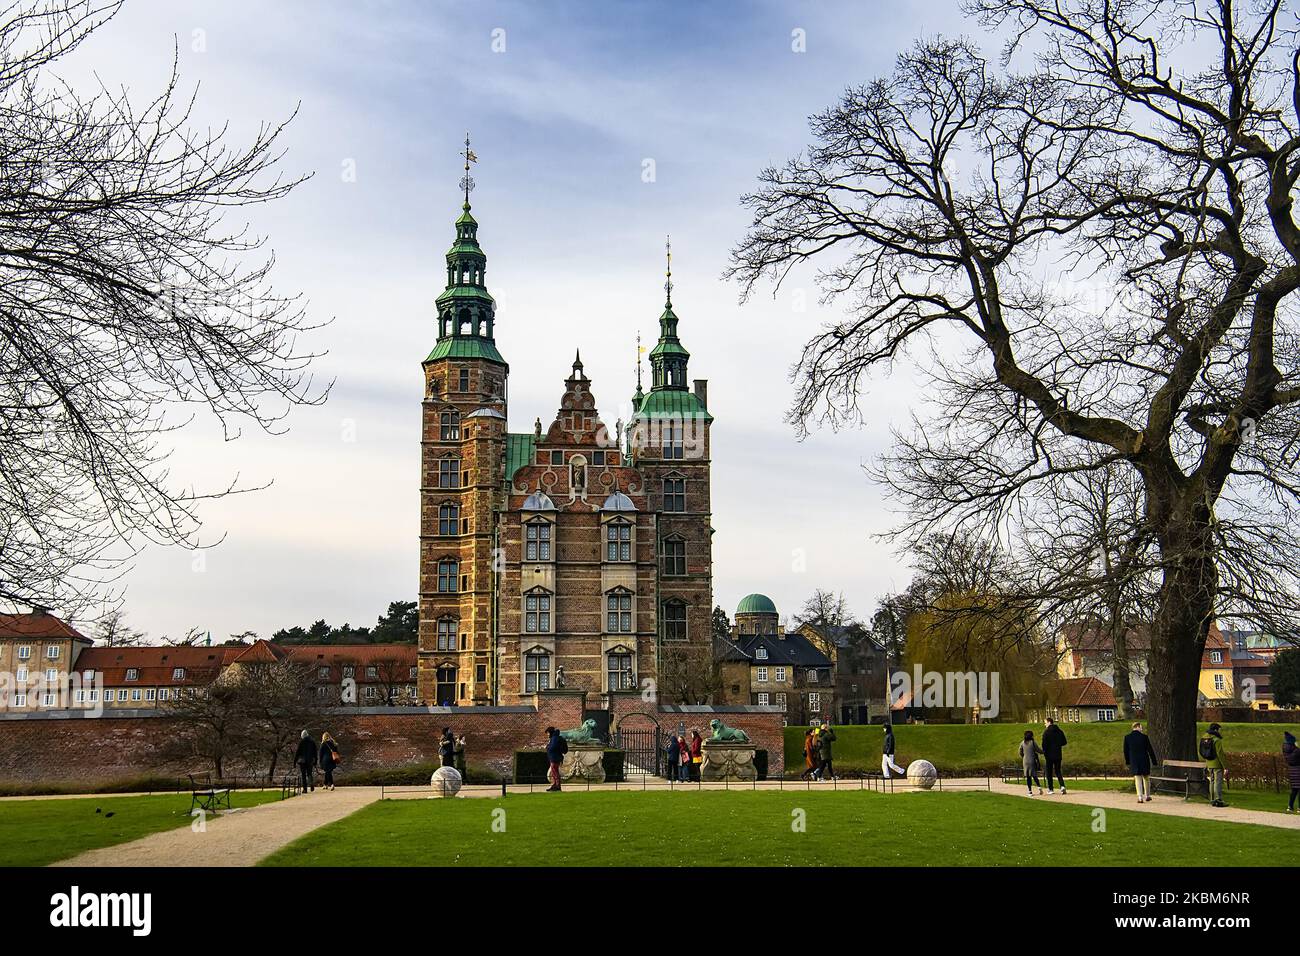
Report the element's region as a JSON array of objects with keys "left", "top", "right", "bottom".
[
  {"left": 172, "top": 667, "right": 186, "bottom": 681},
  {"left": 125, "top": 668, "right": 139, "bottom": 681},
  {"left": 755, "top": 647, "right": 768, "bottom": 660}
]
